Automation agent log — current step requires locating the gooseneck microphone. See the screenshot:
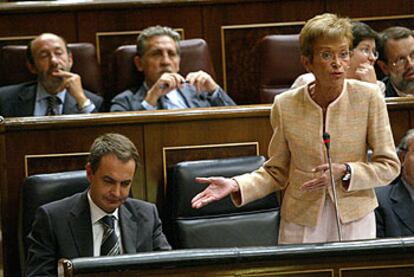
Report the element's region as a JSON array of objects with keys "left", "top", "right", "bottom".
[{"left": 323, "top": 132, "right": 343, "bottom": 241}]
